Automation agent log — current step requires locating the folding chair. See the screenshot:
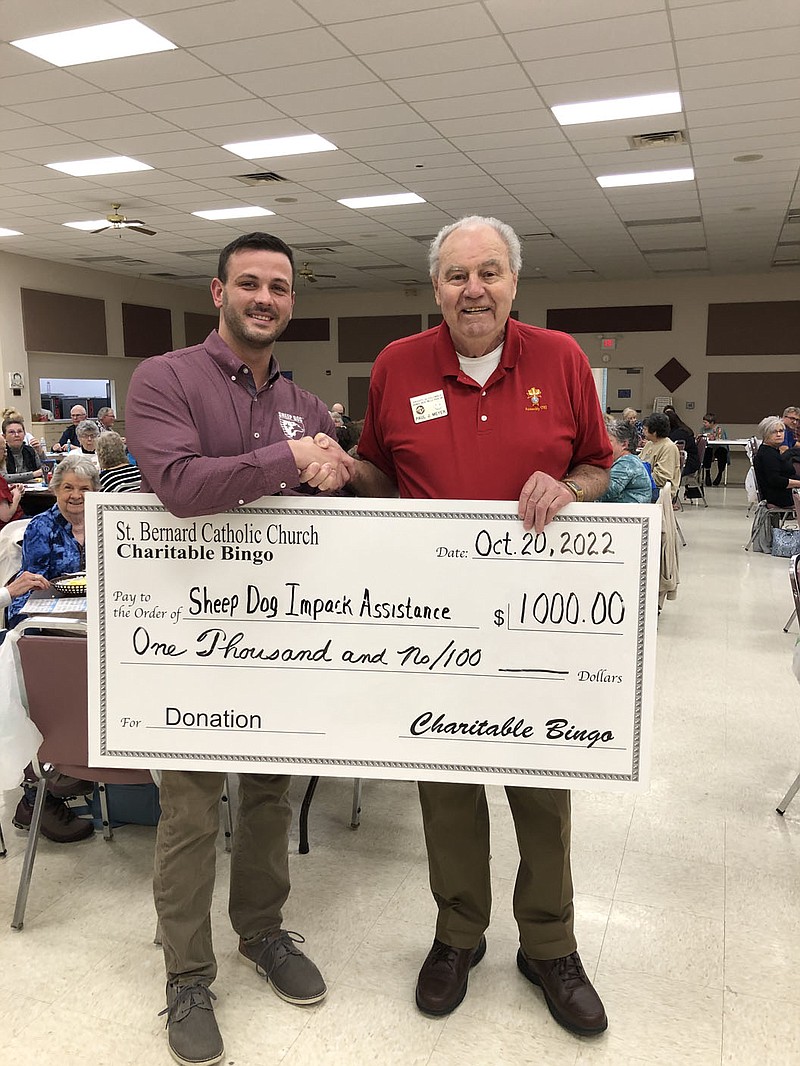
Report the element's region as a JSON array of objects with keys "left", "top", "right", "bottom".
[
  {"left": 777, "top": 554, "right": 800, "bottom": 815},
  {"left": 299, "top": 776, "right": 364, "bottom": 854},
  {"left": 682, "top": 436, "right": 707, "bottom": 506},
  {"left": 9, "top": 617, "right": 155, "bottom": 930}
]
